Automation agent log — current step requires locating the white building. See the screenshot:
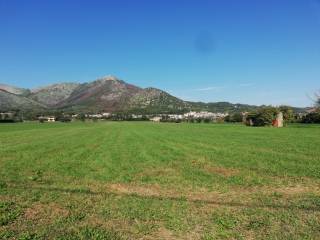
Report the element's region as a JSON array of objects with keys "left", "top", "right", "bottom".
[
  {"left": 183, "top": 111, "right": 228, "bottom": 119},
  {"left": 150, "top": 116, "right": 161, "bottom": 122},
  {"left": 39, "top": 116, "right": 56, "bottom": 122}
]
